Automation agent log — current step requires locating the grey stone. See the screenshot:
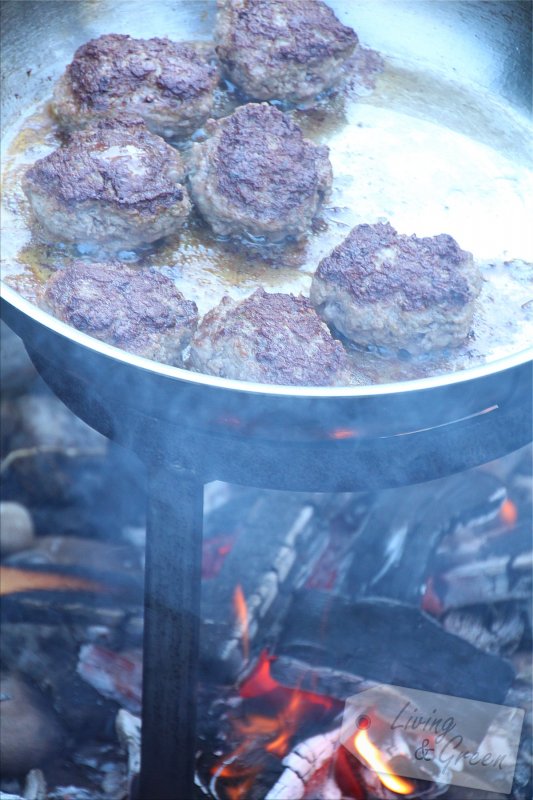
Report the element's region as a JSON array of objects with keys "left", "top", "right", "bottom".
[
  {"left": 0, "top": 503, "right": 35, "bottom": 556},
  {"left": 0, "top": 673, "right": 64, "bottom": 776}
]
